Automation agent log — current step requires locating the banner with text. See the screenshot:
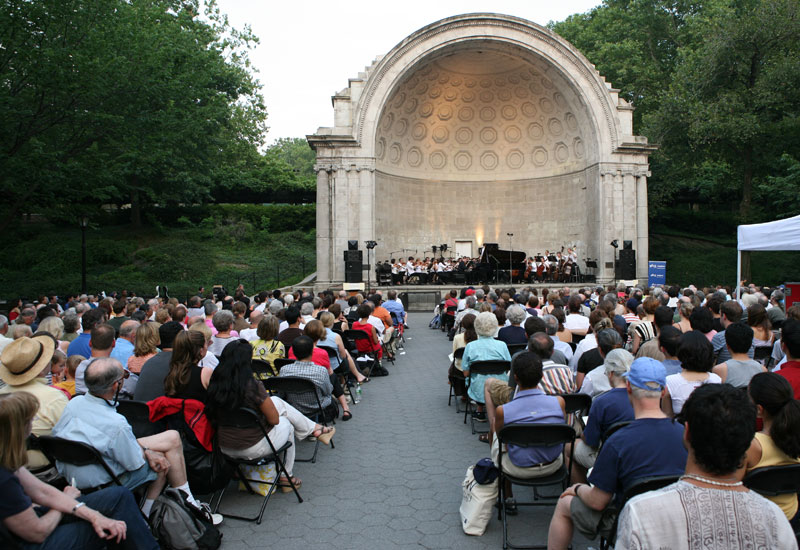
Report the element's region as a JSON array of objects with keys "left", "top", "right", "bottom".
[{"left": 648, "top": 261, "right": 667, "bottom": 287}]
